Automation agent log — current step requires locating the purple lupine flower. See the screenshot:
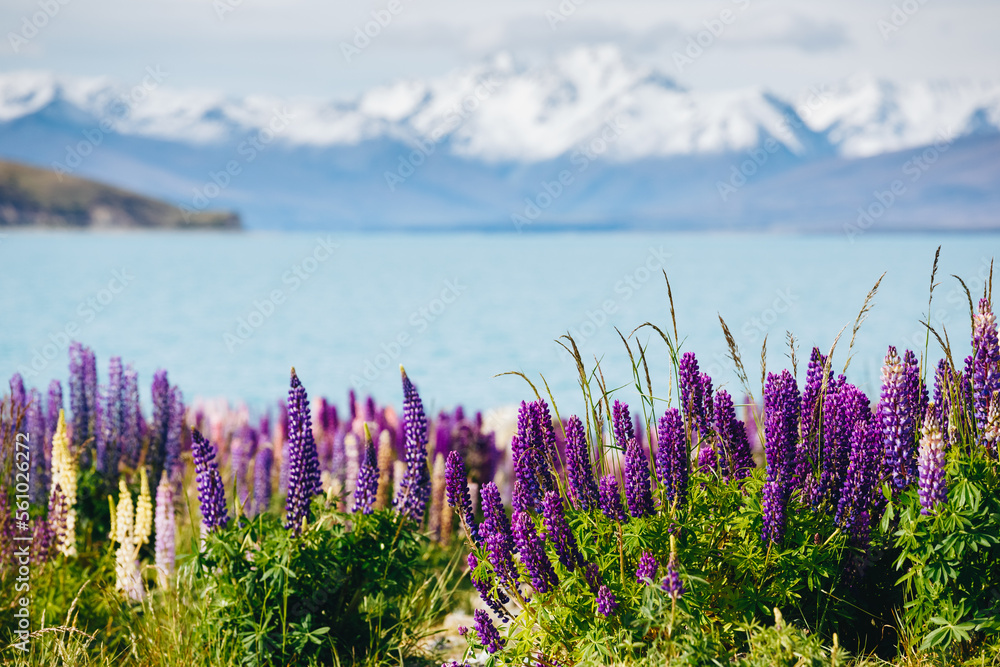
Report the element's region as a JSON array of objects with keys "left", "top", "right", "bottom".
[
  {"left": 816, "top": 381, "right": 868, "bottom": 512},
  {"left": 352, "top": 427, "right": 379, "bottom": 515},
  {"left": 542, "top": 491, "right": 582, "bottom": 571},
  {"left": 761, "top": 370, "right": 800, "bottom": 545},
  {"left": 598, "top": 474, "right": 628, "bottom": 522},
  {"left": 97, "top": 356, "right": 124, "bottom": 480},
  {"left": 285, "top": 368, "right": 322, "bottom": 532},
  {"left": 394, "top": 367, "right": 431, "bottom": 523},
  {"left": 697, "top": 441, "right": 718, "bottom": 474},
  {"left": 511, "top": 400, "right": 557, "bottom": 513},
  {"left": 655, "top": 408, "right": 688, "bottom": 508},
  {"left": 564, "top": 416, "right": 599, "bottom": 511},
  {"left": 468, "top": 552, "right": 510, "bottom": 621},
  {"left": 583, "top": 561, "right": 603, "bottom": 593},
  {"left": 972, "top": 299, "right": 1000, "bottom": 453},
  {"left": 120, "top": 366, "right": 141, "bottom": 469},
  {"left": 700, "top": 372, "right": 715, "bottom": 428},
  {"left": 612, "top": 400, "right": 635, "bottom": 450},
  {"left": 46, "top": 379, "right": 63, "bottom": 446},
  {"left": 835, "top": 413, "right": 881, "bottom": 543},
  {"left": 714, "top": 389, "right": 754, "bottom": 481},
  {"left": 879, "top": 347, "right": 920, "bottom": 492},
  {"left": 662, "top": 551, "right": 684, "bottom": 600},
  {"left": 148, "top": 369, "right": 171, "bottom": 486},
  {"left": 596, "top": 585, "right": 618, "bottom": 617},
  {"left": 932, "top": 359, "right": 952, "bottom": 445},
  {"left": 679, "top": 352, "right": 707, "bottom": 440},
  {"left": 635, "top": 551, "right": 658, "bottom": 583},
  {"left": 191, "top": 429, "right": 228, "bottom": 533},
  {"left": 917, "top": 410, "right": 947, "bottom": 515},
  {"left": 445, "top": 451, "right": 479, "bottom": 543},
  {"left": 231, "top": 426, "right": 255, "bottom": 511},
  {"left": 164, "top": 386, "right": 184, "bottom": 482},
  {"left": 513, "top": 510, "right": 558, "bottom": 594},
  {"left": 484, "top": 516, "right": 520, "bottom": 592},
  {"left": 614, "top": 401, "right": 654, "bottom": 517},
  {"left": 481, "top": 482, "right": 514, "bottom": 554},
  {"left": 252, "top": 447, "right": 274, "bottom": 517},
  {"left": 624, "top": 437, "right": 654, "bottom": 518},
  {"left": 26, "top": 389, "right": 47, "bottom": 505},
  {"left": 69, "top": 342, "right": 97, "bottom": 458},
  {"left": 154, "top": 473, "right": 176, "bottom": 585},
  {"left": 473, "top": 609, "right": 505, "bottom": 654},
  {"left": 9, "top": 372, "right": 25, "bottom": 411},
  {"left": 794, "top": 348, "right": 830, "bottom": 494}
]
